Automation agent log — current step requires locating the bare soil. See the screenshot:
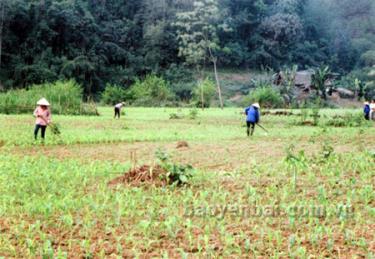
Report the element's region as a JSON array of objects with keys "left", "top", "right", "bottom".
[
  {"left": 176, "top": 141, "right": 189, "bottom": 149},
  {"left": 11, "top": 137, "right": 370, "bottom": 171},
  {"left": 108, "top": 164, "right": 168, "bottom": 187}
]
